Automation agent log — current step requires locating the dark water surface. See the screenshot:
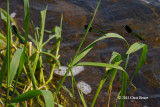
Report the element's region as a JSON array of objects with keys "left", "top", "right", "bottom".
[{"left": 1, "top": 0, "right": 160, "bottom": 106}]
